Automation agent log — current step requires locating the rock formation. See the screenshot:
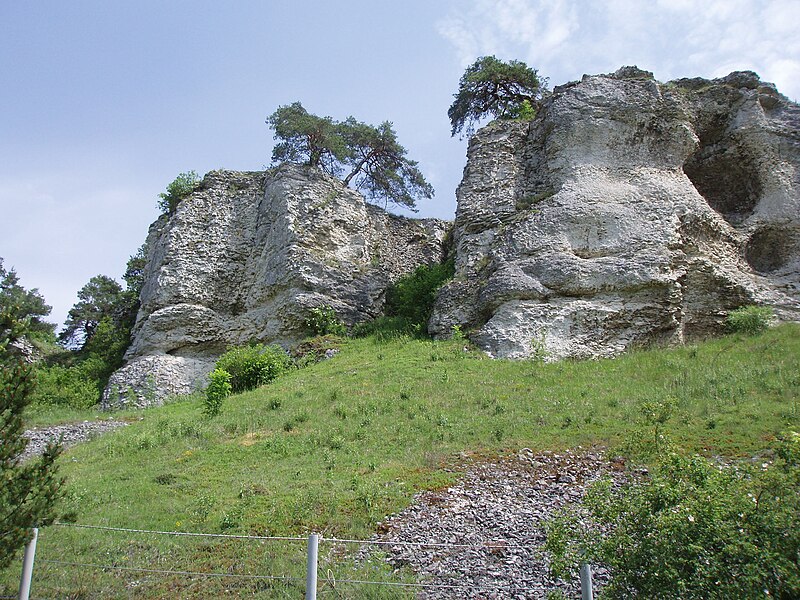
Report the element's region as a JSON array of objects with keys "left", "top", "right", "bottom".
[
  {"left": 430, "top": 67, "right": 800, "bottom": 359},
  {"left": 106, "top": 66, "right": 800, "bottom": 405},
  {"left": 104, "top": 165, "right": 448, "bottom": 407}
]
